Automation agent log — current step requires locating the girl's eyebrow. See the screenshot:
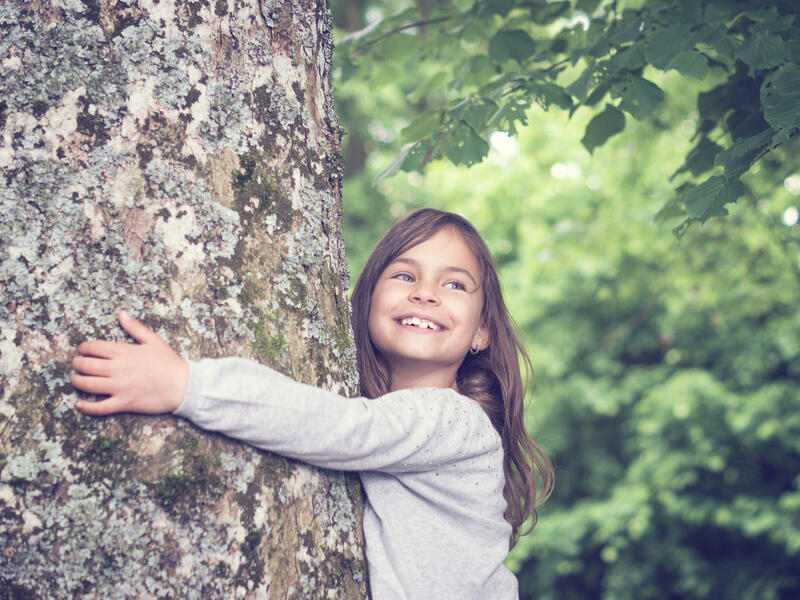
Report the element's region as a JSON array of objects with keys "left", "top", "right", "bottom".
[{"left": 390, "top": 257, "right": 478, "bottom": 286}]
